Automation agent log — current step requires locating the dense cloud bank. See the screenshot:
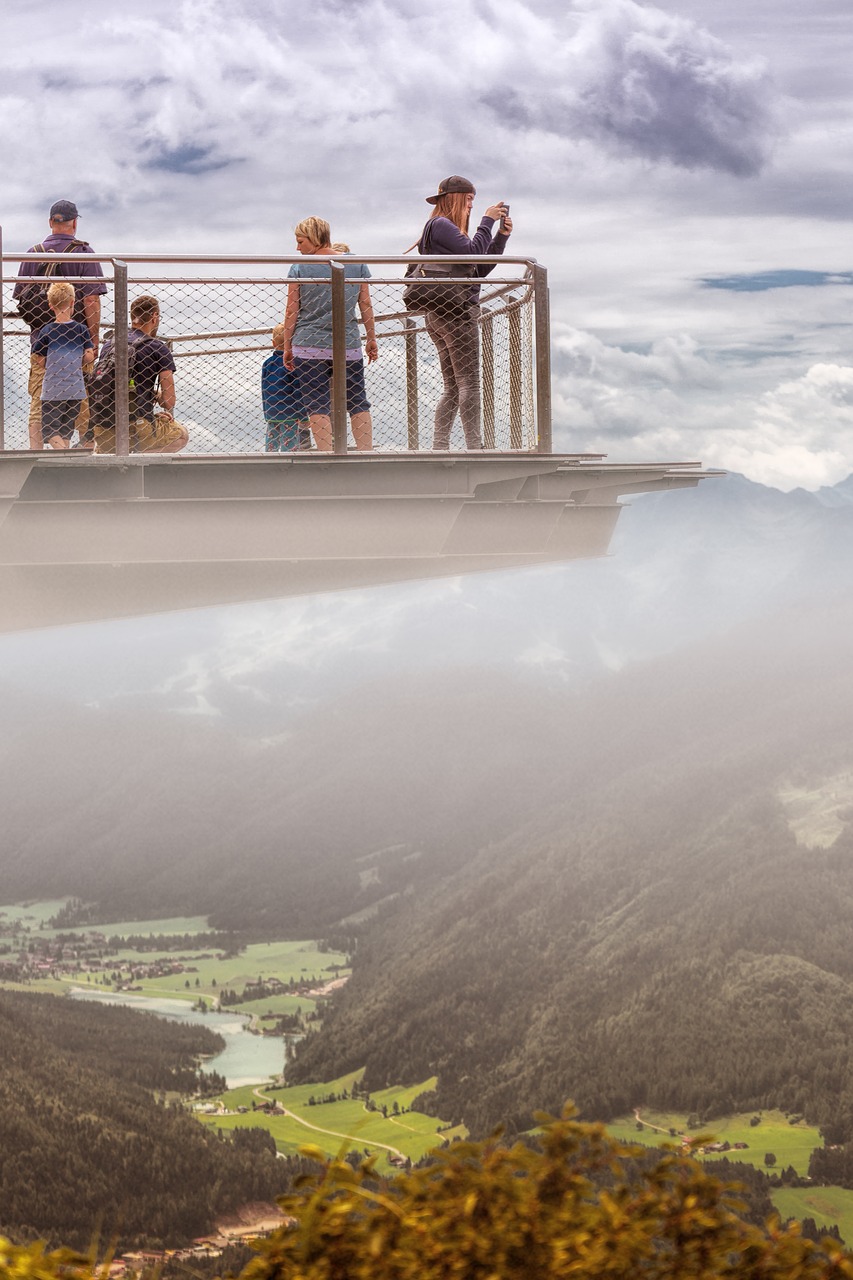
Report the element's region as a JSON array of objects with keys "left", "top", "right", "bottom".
[{"left": 0, "top": 0, "right": 776, "bottom": 230}]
